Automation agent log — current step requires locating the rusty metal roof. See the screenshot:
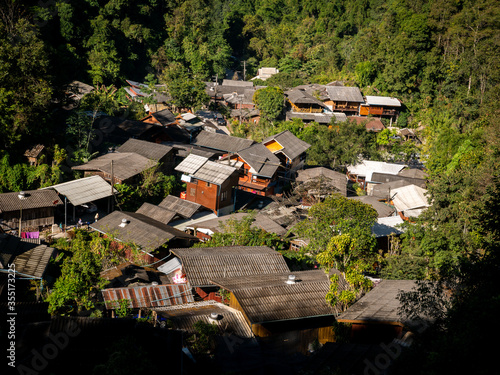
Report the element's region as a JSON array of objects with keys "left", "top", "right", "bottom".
[{"left": 101, "top": 283, "right": 194, "bottom": 309}]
